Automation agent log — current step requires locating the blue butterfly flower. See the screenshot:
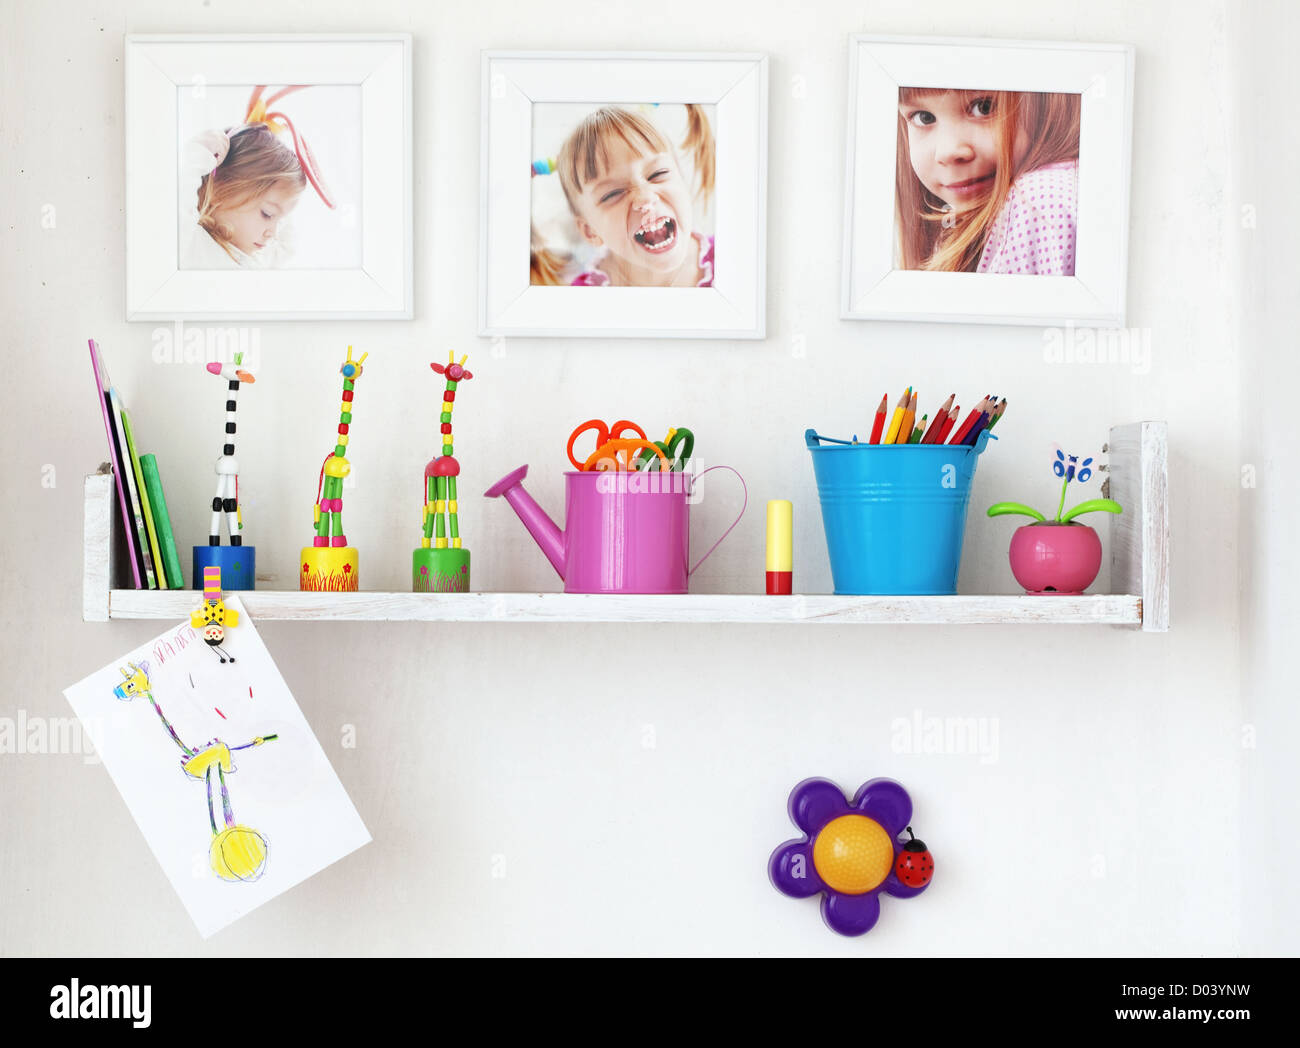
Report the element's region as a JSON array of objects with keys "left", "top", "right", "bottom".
[{"left": 1052, "top": 449, "right": 1095, "bottom": 484}]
